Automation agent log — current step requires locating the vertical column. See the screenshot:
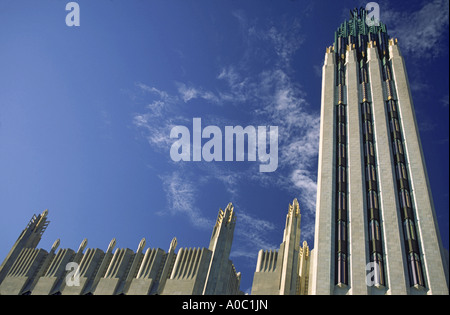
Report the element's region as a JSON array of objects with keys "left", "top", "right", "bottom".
[
  {"left": 156, "top": 237, "right": 178, "bottom": 294},
  {"left": 358, "top": 33, "right": 387, "bottom": 292},
  {"left": 0, "top": 210, "right": 50, "bottom": 284},
  {"left": 298, "top": 241, "right": 310, "bottom": 295},
  {"left": 203, "top": 204, "right": 236, "bottom": 295},
  {"left": 310, "top": 48, "right": 336, "bottom": 295},
  {"left": 121, "top": 238, "right": 146, "bottom": 294},
  {"left": 279, "top": 199, "right": 301, "bottom": 295},
  {"left": 346, "top": 45, "right": 368, "bottom": 294},
  {"left": 367, "top": 43, "right": 408, "bottom": 294},
  {"left": 389, "top": 42, "right": 449, "bottom": 294},
  {"left": 335, "top": 36, "right": 348, "bottom": 290}
]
